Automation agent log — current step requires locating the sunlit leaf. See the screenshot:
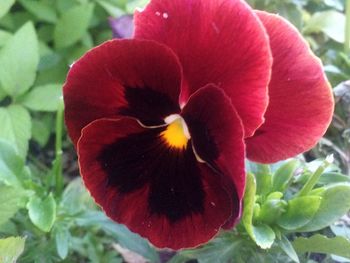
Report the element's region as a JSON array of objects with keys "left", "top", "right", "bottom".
[
  {"left": 0, "top": 22, "right": 39, "bottom": 97},
  {"left": 0, "top": 236, "right": 26, "bottom": 263},
  {"left": 27, "top": 193, "right": 57, "bottom": 232}
]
